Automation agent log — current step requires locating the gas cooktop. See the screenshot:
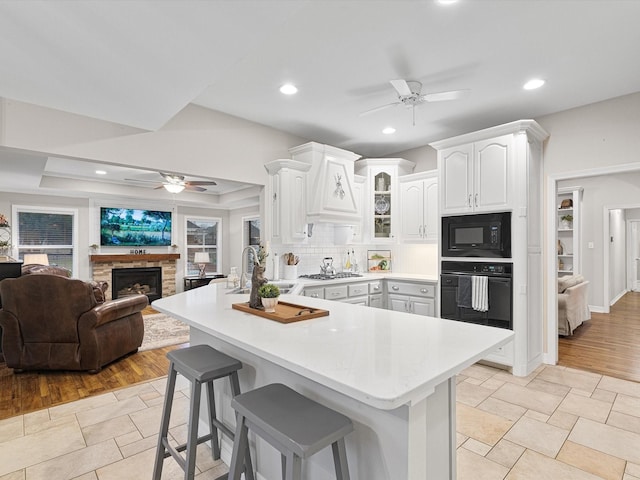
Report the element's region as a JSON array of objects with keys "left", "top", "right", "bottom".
[{"left": 299, "top": 272, "right": 363, "bottom": 280}]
